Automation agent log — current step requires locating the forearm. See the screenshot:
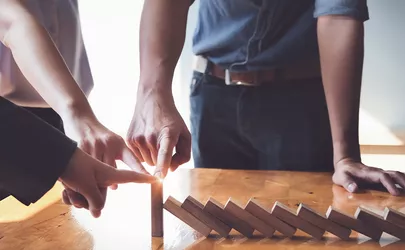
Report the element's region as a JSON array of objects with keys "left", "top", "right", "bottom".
[
  {"left": 0, "top": 1, "right": 95, "bottom": 121},
  {"left": 317, "top": 16, "right": 364, "bottom": 164},
  {"left": 138, "top": 0, "right": 190, "bottom": 95}
]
